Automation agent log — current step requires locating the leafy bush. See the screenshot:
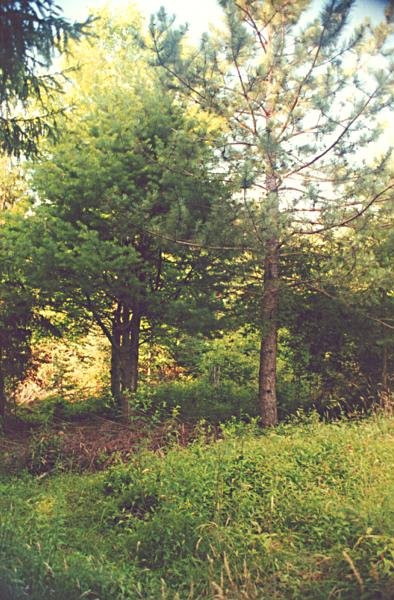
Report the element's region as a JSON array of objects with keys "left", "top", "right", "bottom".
[
  {"left": 17, "top": 393, "right": 115, "bottom": 427},
  {"left": 198, "top": 329, "right": 260, "bottom": 386},
  {"left": 134, "top": 379, "right": 258, "bottom": 422}
]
